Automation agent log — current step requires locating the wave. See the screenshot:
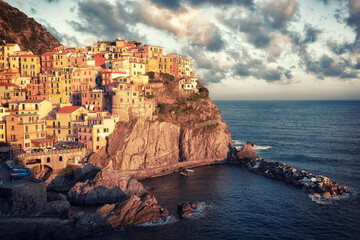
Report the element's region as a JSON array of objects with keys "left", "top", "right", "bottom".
[
  {"left": 232, "top": 140, "right": 271, "bottom": 151},
  {"left": 309, "top": 193, "right": 350, "bottom": 205},
  {"left": 253, "top": 145, "right": 272, "bottom": 150},
  {"left": 186, "top": 202, "right": 210, "bottom": 220},
  {"left": 138, "top": 215, "right": 177, "bottom": 227}
]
